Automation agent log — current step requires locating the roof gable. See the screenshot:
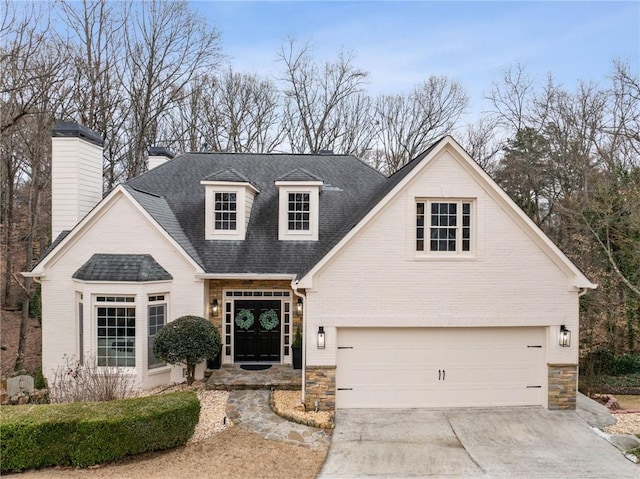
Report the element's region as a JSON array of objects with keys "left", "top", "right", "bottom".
[
  {"left": 26, "top": 185, "right": 204, "bottom": 276},
  {"left": 297, "top": 136, "right": 596, "bottom": 291},
  {"left": 276, "top": 168, "right": 324, "bottom": 183},
  {"left": 203, "top": 167, "right": 253, "bottom": 184}
]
